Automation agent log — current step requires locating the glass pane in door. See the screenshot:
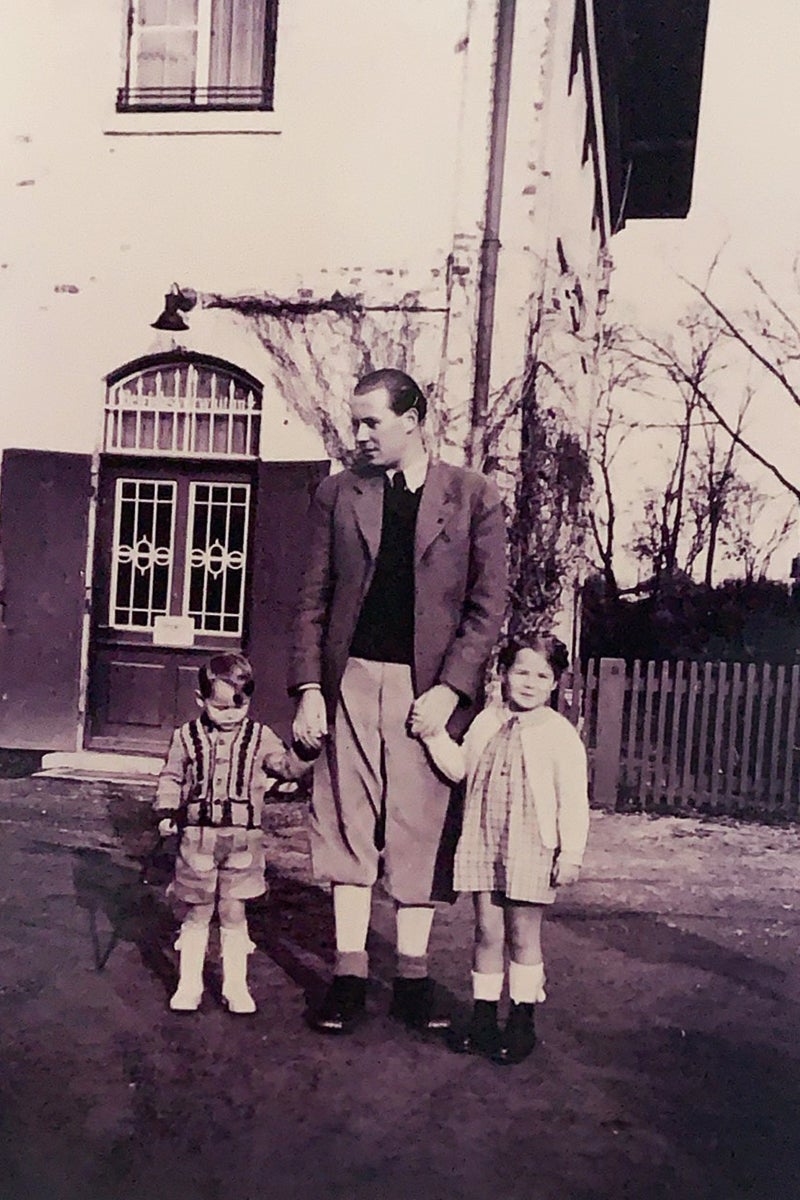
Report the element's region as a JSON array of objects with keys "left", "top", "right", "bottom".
[
  {"left": 110, "top": 479, "right": 176, "bottom": 628},
  {"left": 185, "top": 481, "right": 250, "bottom": 635}
]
